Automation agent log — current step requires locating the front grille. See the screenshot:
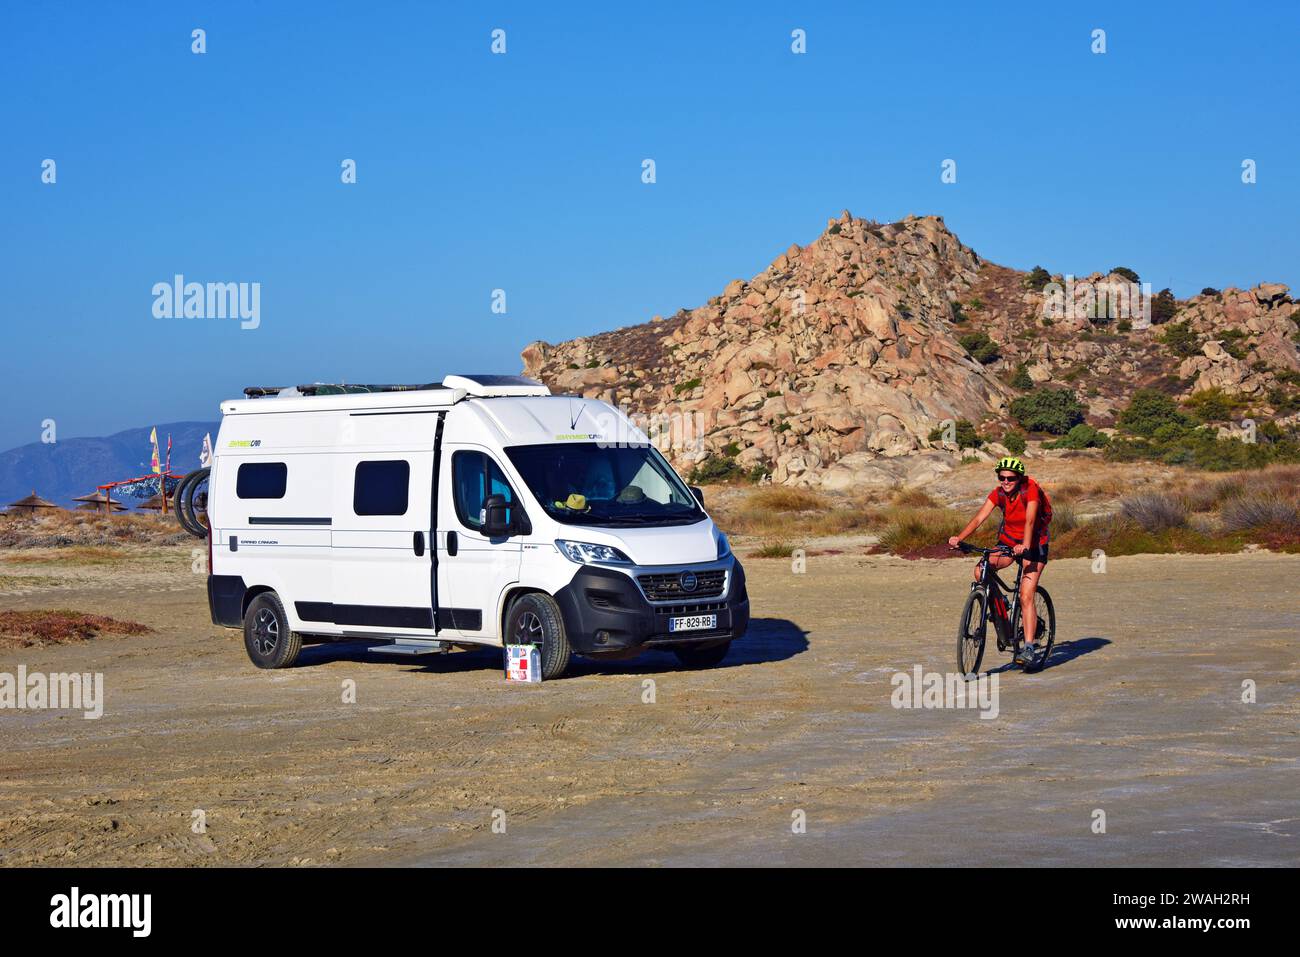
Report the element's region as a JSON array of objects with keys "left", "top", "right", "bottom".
[
  {"left": 653, "top": 600, "right": 726, "bottom": 617},
  {"left": 637, "top": 569, "right": 726, "bottom": 601}
]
